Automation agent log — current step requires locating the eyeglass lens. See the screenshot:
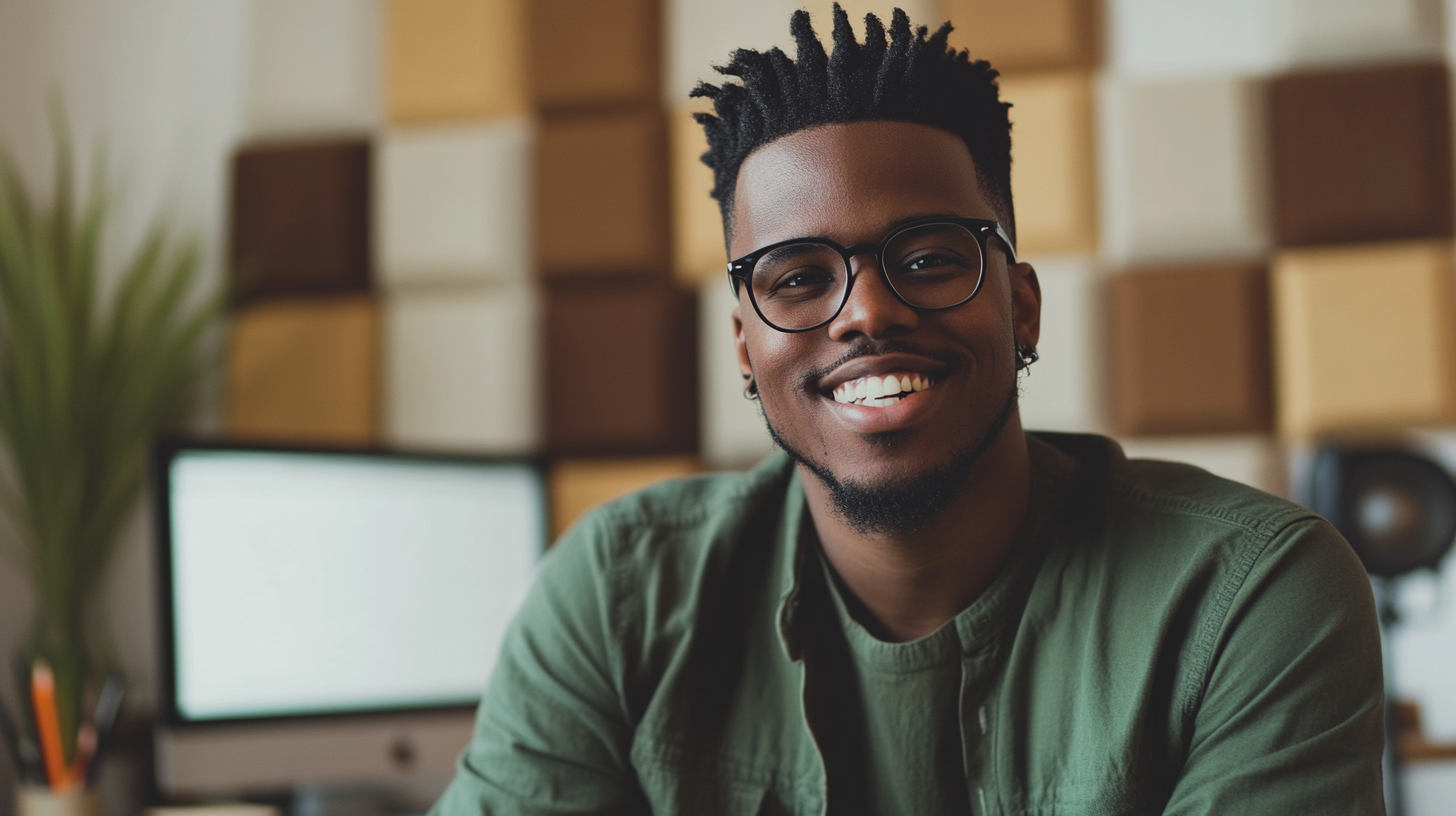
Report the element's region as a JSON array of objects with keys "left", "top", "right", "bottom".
[{"left": 748, "top": 222, "right": 985, "bottom": 331}]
